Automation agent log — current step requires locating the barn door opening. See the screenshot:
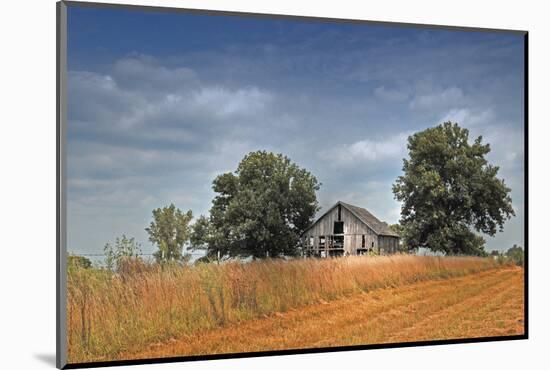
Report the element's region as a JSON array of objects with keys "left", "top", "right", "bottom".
[{"left": 333, "top": 221, "right": 344, "bottom": 250}]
